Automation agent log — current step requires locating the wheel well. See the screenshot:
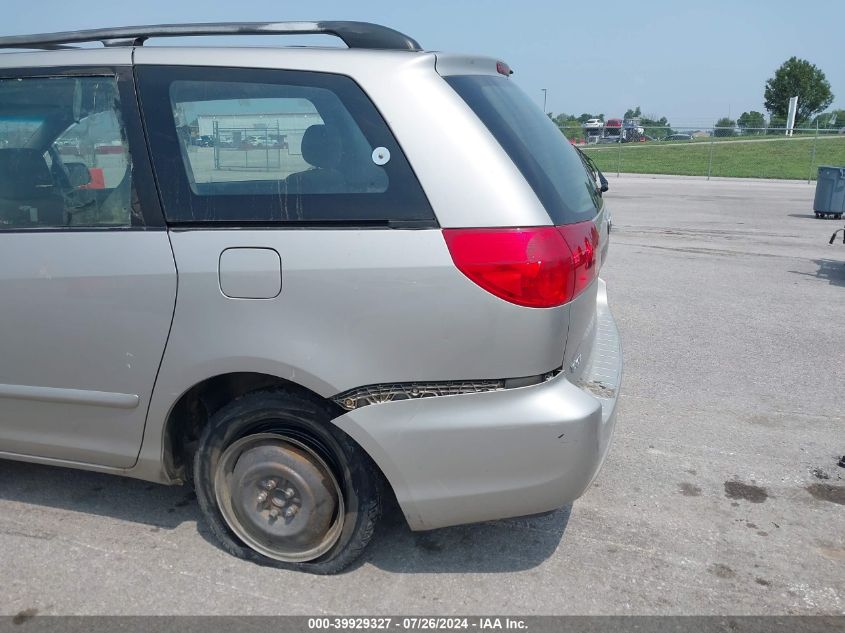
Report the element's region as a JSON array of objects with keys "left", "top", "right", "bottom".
[{"left": 163, "top": 372, "right": 343, "bottom": 482}]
